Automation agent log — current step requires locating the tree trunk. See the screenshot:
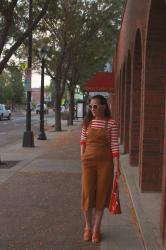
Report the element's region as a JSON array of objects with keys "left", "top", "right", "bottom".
[
  {"left": 54, "top": 83, "right": 61, "bottom": 131},
  {"left": 69, "top": 89, "right": 75, "bottom": 126}
]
